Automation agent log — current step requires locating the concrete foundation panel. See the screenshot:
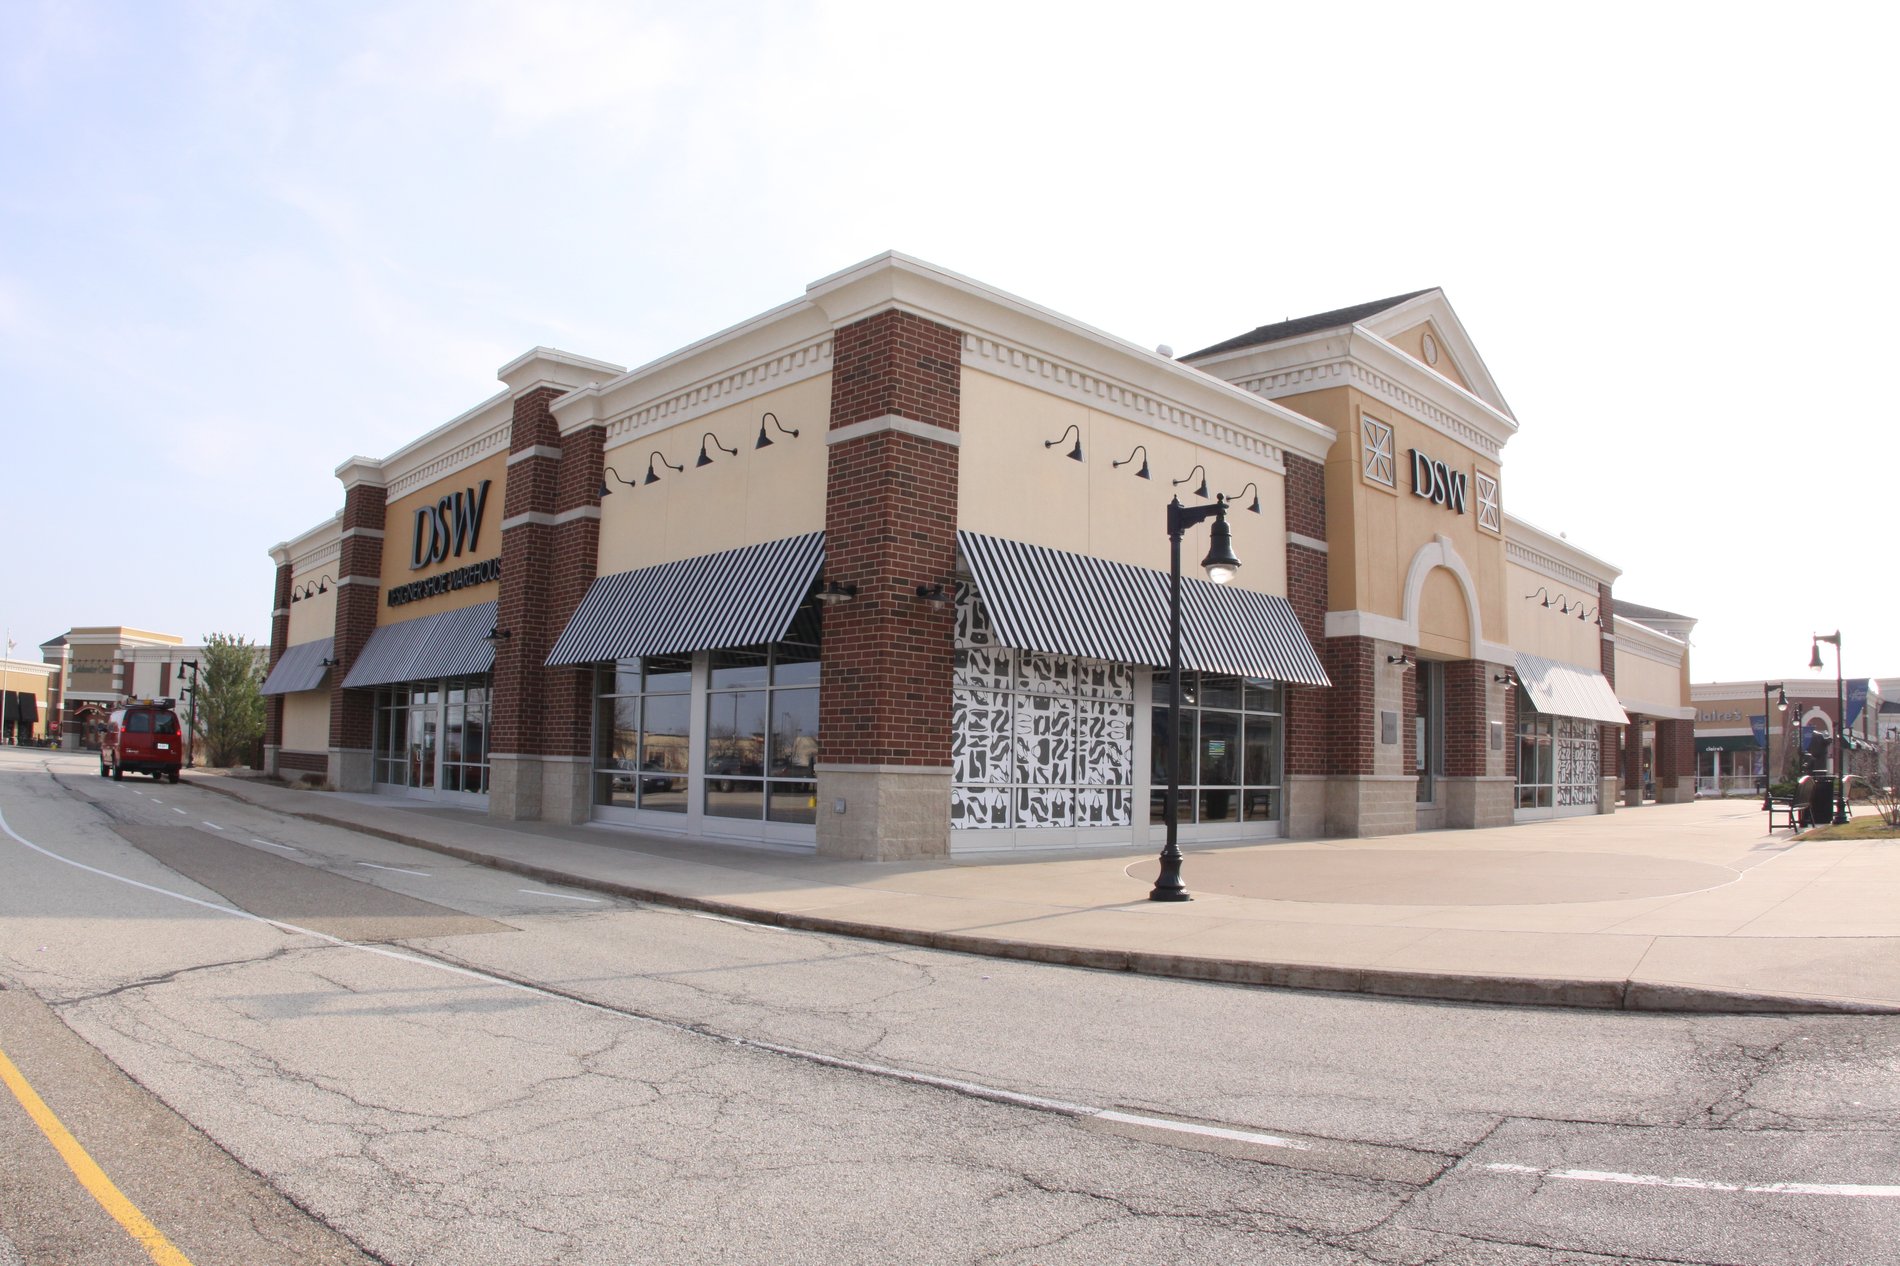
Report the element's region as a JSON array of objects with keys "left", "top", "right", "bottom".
[{"left": 816, "top": 767, "right": 951, "bottom": 860}]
